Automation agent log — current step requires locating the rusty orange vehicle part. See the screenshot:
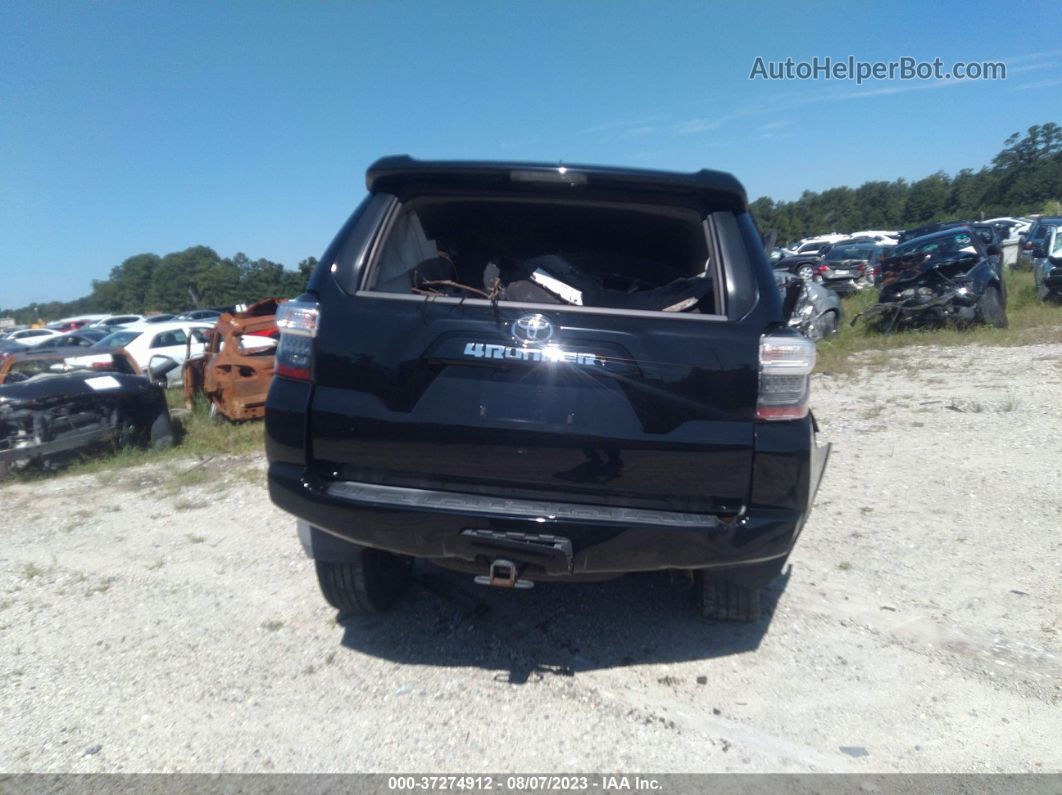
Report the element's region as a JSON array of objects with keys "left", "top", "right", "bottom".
[{"left": 182, "top": 298, "right": 282, "bottom": 421}]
